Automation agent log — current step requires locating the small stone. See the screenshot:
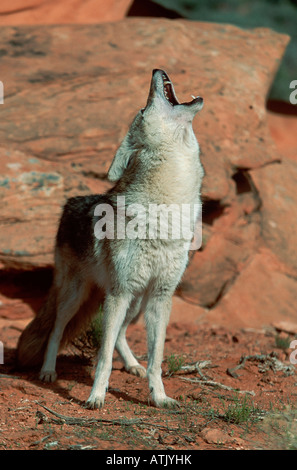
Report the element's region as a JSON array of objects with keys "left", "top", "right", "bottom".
[{"left": 200, "top": 427, "right": 233, "bottom": 445}]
